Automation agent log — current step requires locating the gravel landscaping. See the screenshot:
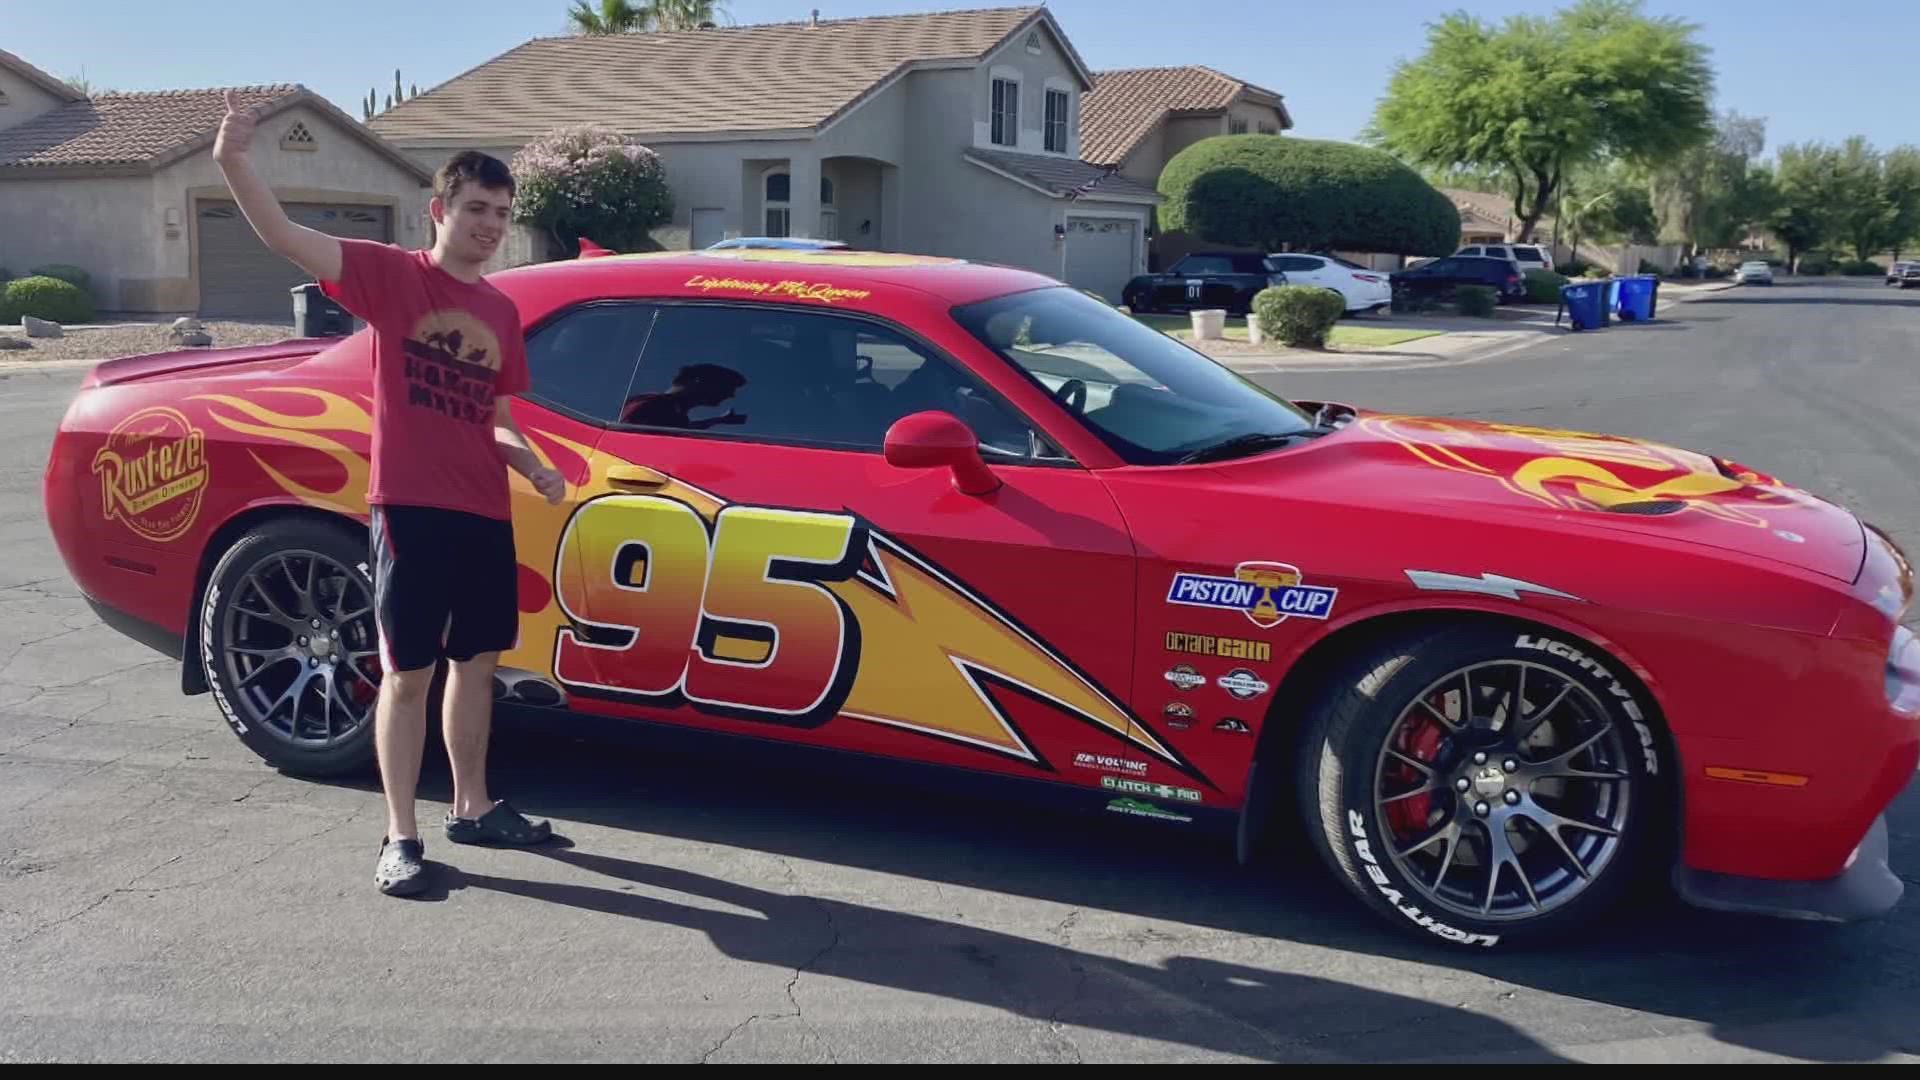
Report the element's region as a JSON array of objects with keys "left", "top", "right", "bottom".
[{"left": 0, "top": 319, "right": 303, "bottom": 363}]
